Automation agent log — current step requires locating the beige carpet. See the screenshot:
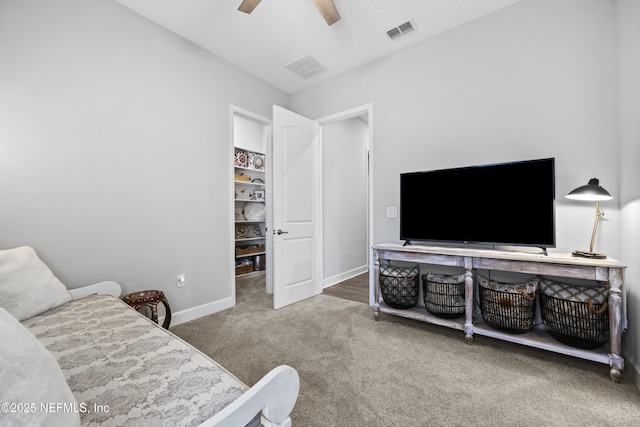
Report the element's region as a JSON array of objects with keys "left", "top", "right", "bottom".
[{"left": 171, "top": 276, "right": 640, "bottom": 426}]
